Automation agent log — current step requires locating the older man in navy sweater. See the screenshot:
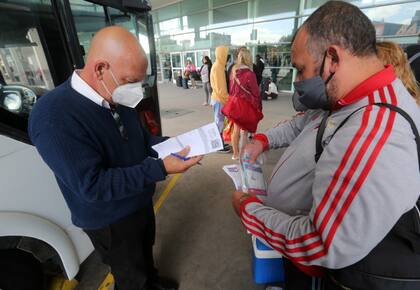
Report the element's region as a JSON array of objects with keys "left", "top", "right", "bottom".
[{"left": 29, "top": 26, "right": 201, "bottom": 290}]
